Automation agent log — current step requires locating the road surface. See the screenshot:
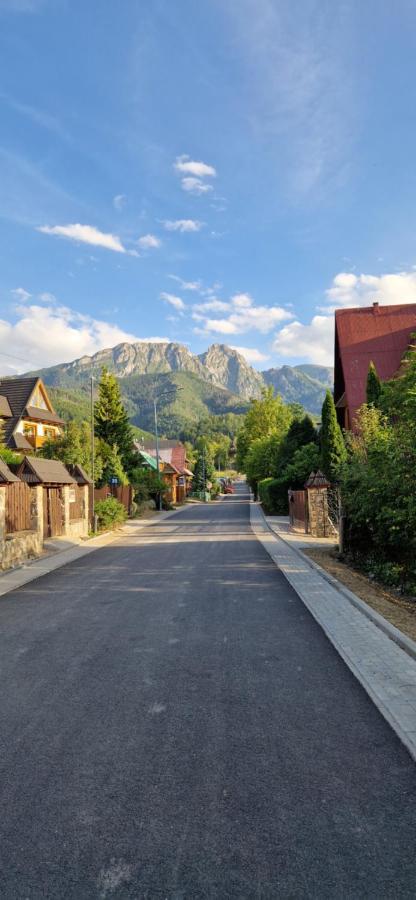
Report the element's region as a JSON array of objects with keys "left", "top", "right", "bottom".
[{"left": 0, "top": 484, "right": 415, "bottom": 898}]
